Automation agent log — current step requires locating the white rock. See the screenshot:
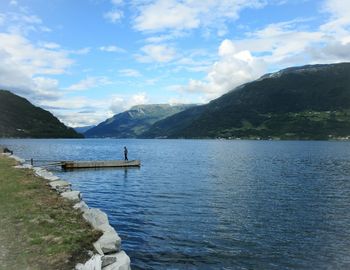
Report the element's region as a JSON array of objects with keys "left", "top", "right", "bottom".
[
  {"left": 33, "top": 167, "right": 60, "bottom": 181},
  {"left": 48, "top": 180, "right": 71, "bottom": 193},
  {"left": 9, "top": 155, "right": 25, "bottom": 164},
  {"left": 83, "top": 208, "right": 109, "bottom": 229},
  {"left": 74, "top": 201, "right": 89, "bottom": 212},
  {"left": 98, "top": 223, "right": 117, "bottom": 234},
  {"left": 94, "top": 230, "right": 121, "bottom": 255},
  {"left": 75, "top": 254, "right": 102, "bottom": 270},
  {"left": 102, "top": 251, "right": 131, "bottom": 270},
  {"left": 14, "top": 164, "right": 33, "bottom": 169},
  {"left": 61, "top": 190, "right": 81, "bottom": 201}
]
